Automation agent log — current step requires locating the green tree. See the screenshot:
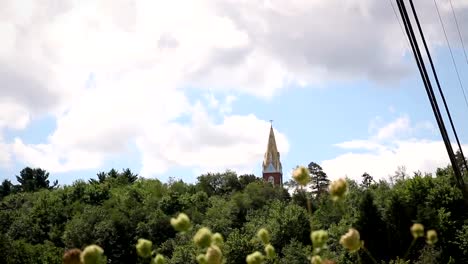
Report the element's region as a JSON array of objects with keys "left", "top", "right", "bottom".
[
  {"left": 0, "top": 179, "right": 13, "bottom": 199},
  {"left": 15, "top": 167, "right": 57, "bottom": 192},
  {"left": 238, "top": 174, "right": 260, "bottom": 189},
  {"left": 361, "top": 172, "right": 374, "bottom": 188},
  {"left": 308, "top": 162, "right": 330, "bottom": 198},
  {"left": 196, "top": 170, "right": 241, "bottom": 196},
  {"left": 89, "top": 168, "right": 139, "bottom": 185},
  {"left": 455, "top": 149, "right": 468, "bottom": 178},
  {"left": 355, "top": 191, "right": 388, "bottom": 263}
]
